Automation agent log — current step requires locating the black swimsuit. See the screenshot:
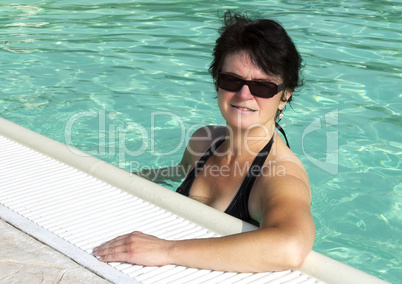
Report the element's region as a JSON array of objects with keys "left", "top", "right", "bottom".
[{"left": 176, "top": 135, "right": 274, "bottom": 226}]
